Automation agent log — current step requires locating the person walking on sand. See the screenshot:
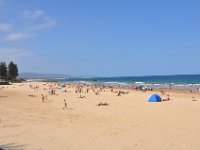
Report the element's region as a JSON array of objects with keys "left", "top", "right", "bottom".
[
  {"left": 41, "top": 94, "right": 45, "bottom": 103},
  {"left": 63, "top": 100, "right": 67, "bottom": 110}
]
